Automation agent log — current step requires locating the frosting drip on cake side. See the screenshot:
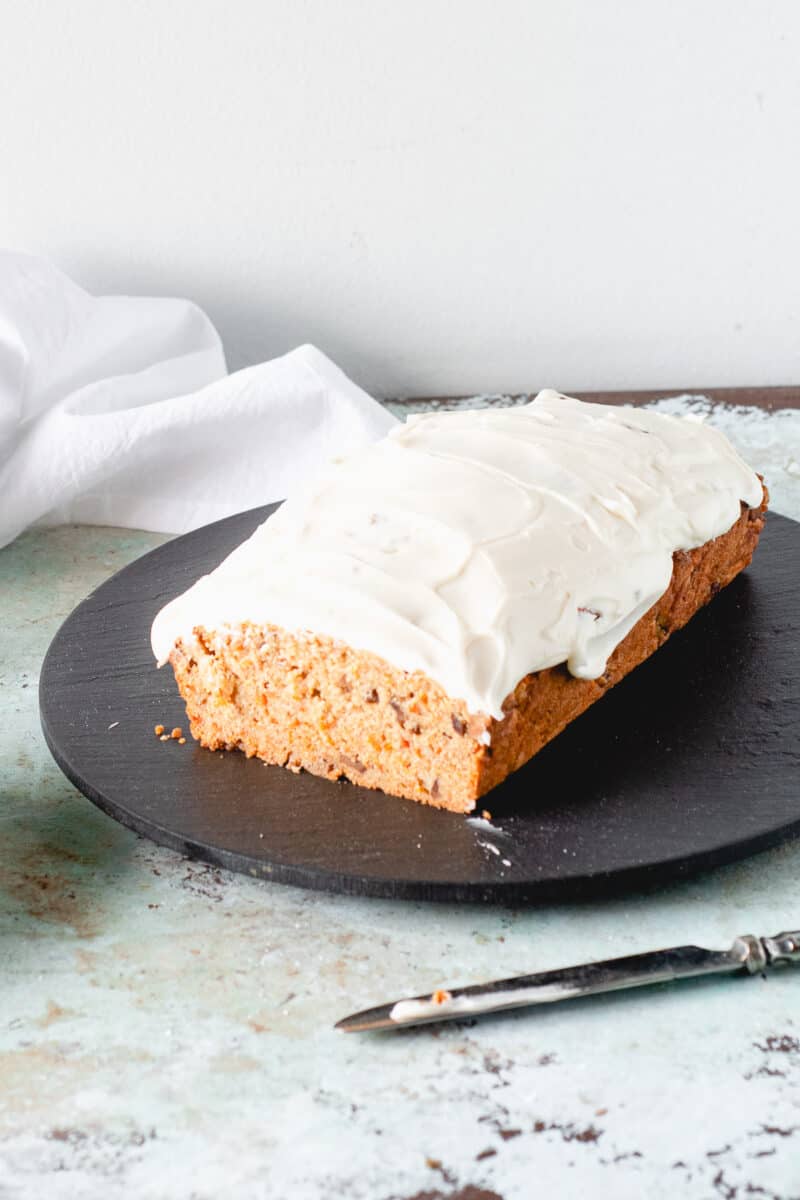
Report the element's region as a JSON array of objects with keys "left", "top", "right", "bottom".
[{"left": 150, "top": 391, "right": 764, "bottom": 720}]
